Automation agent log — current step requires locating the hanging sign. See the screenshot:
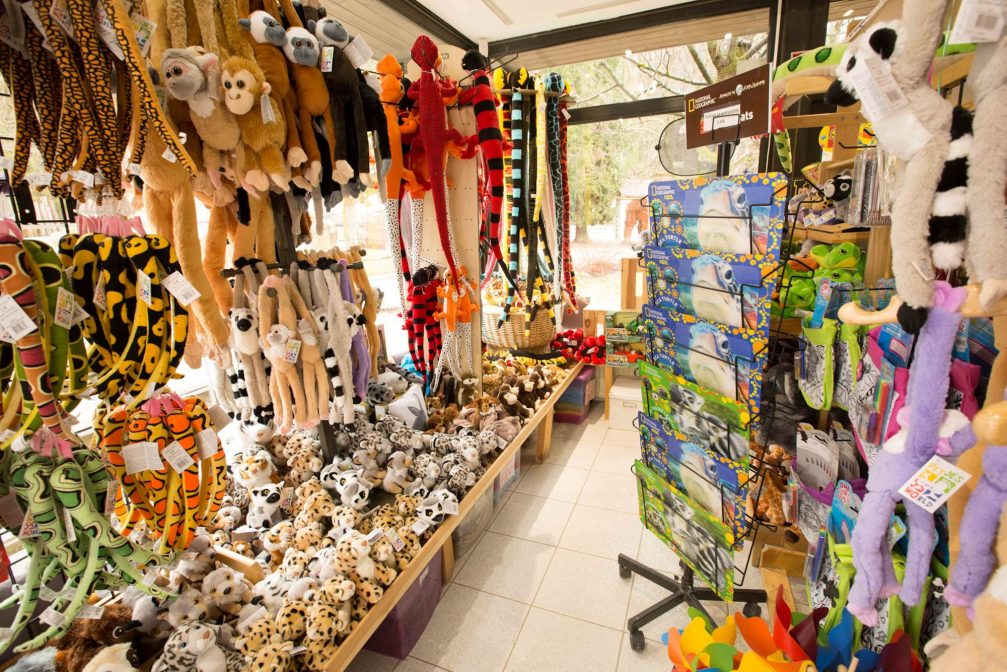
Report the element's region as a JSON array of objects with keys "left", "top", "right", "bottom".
[{"left": 685, "top": 64, "right": 770, "bottom": 149}]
